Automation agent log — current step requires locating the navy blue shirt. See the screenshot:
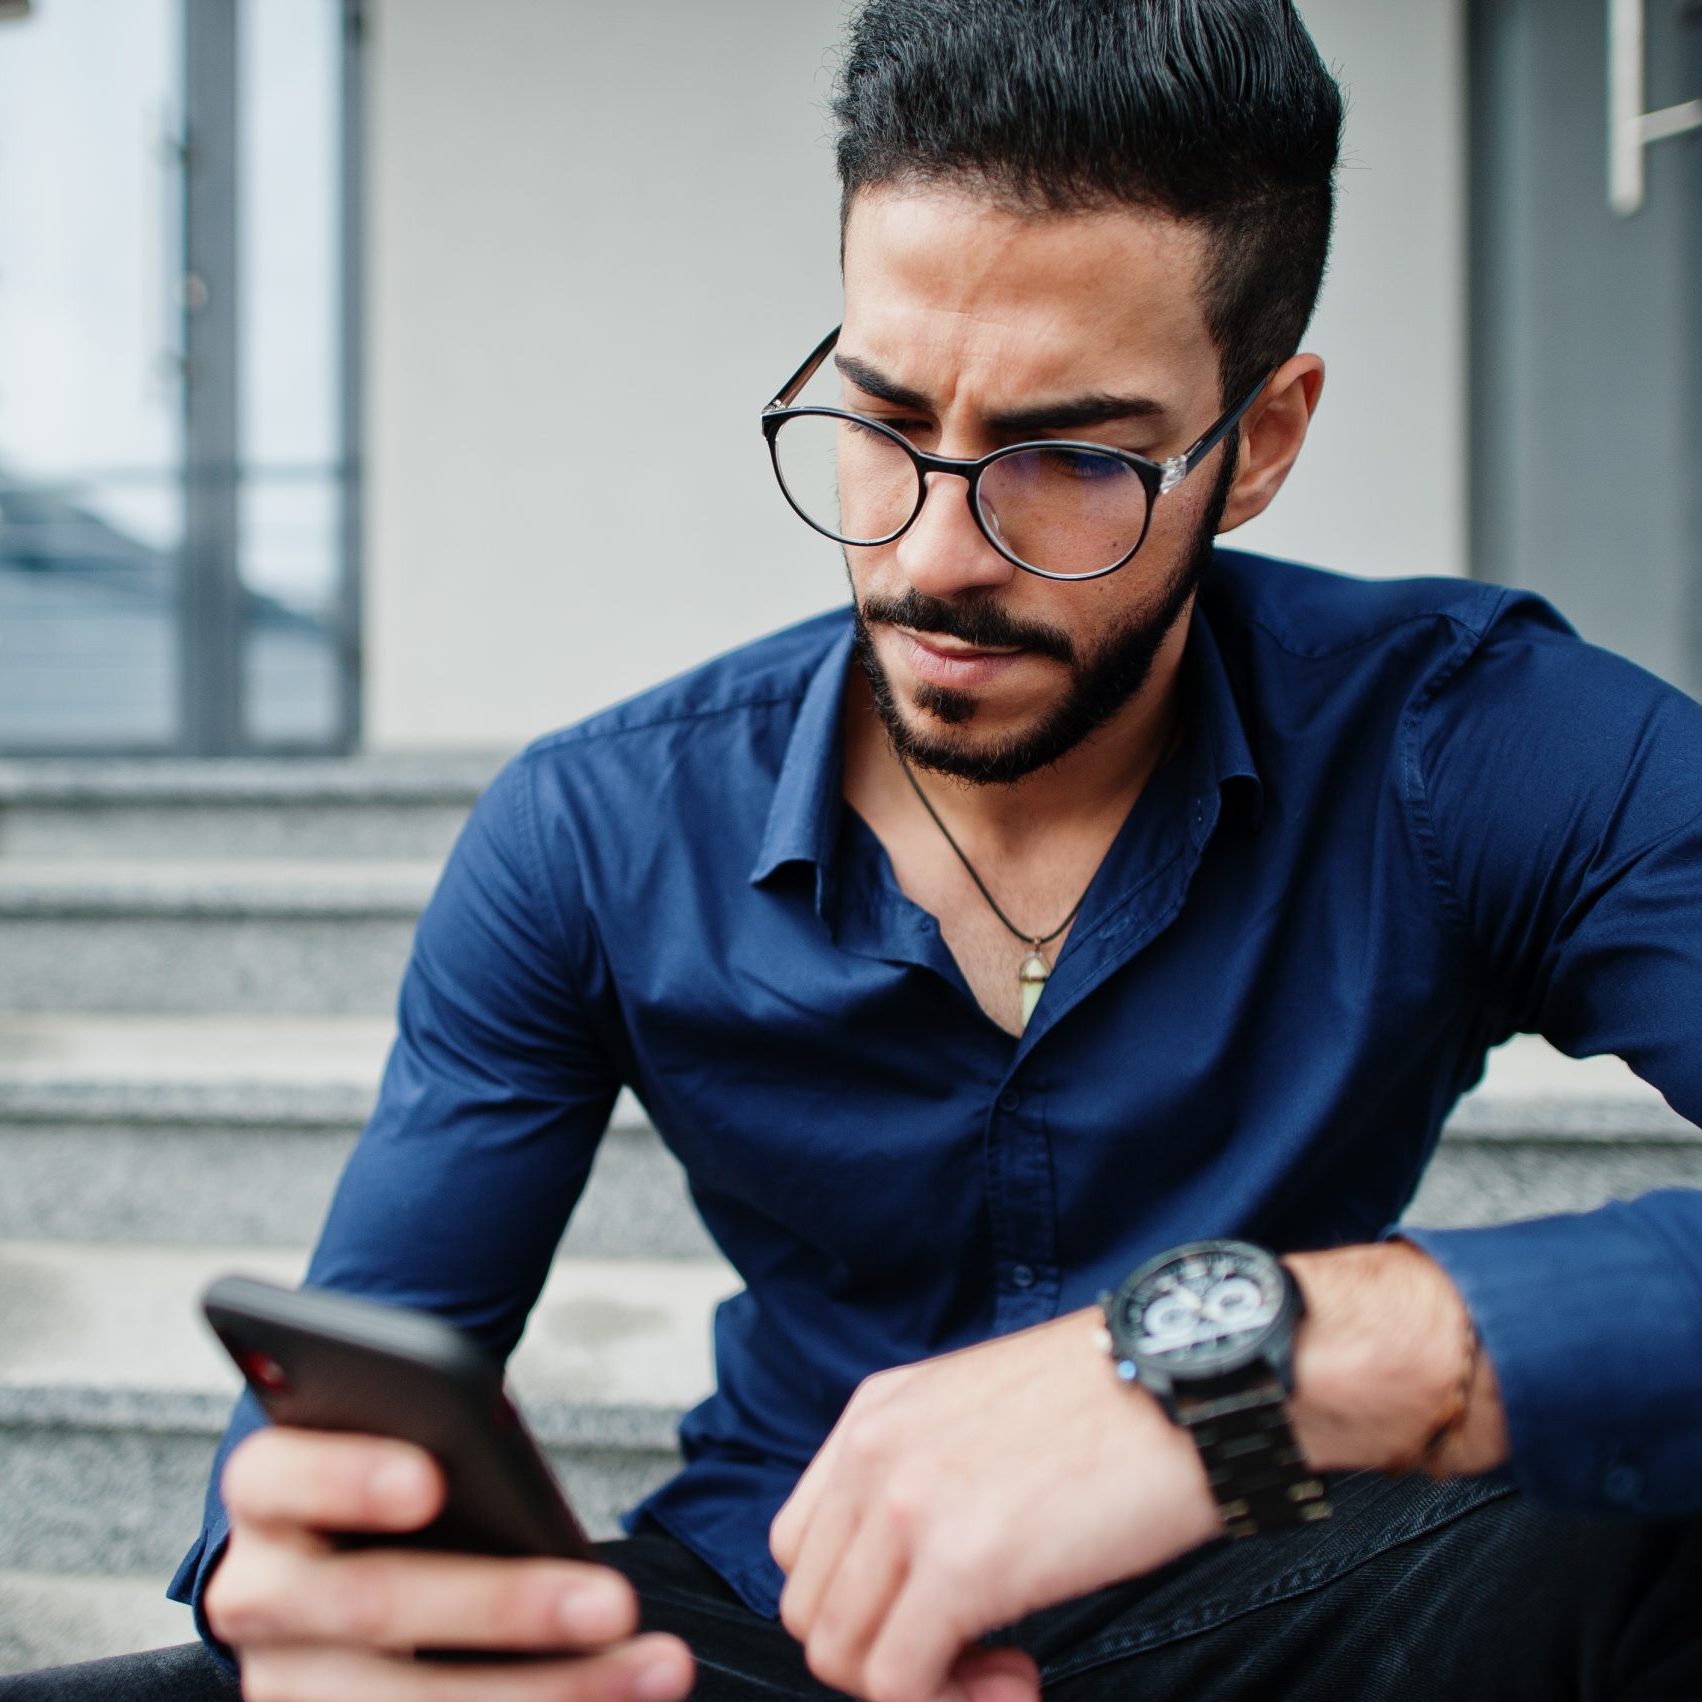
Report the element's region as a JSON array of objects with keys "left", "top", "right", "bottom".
[{"left": 173, "top": 550, "right": 1702, "bottom": 1628}]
